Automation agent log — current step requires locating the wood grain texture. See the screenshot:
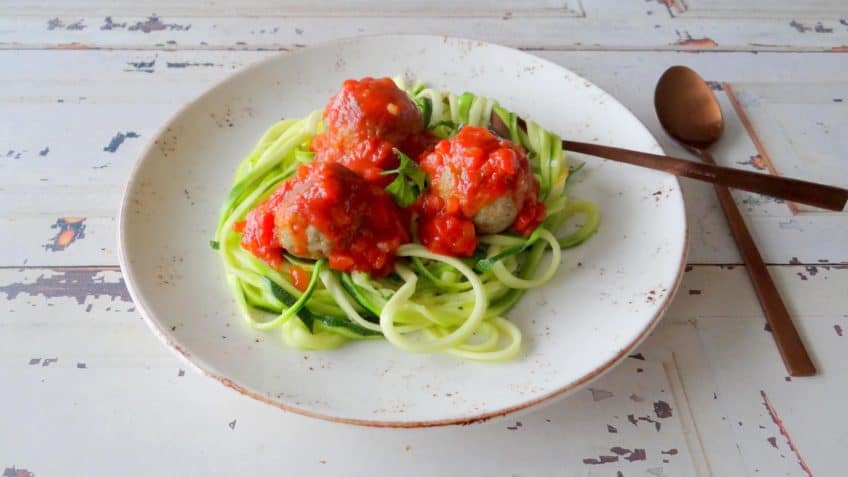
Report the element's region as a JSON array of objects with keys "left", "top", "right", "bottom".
[
  {"left": 0, "top": 267, "right": 698, "bottom": 476},
  {"left": 725, "top": 81, "right": 848, "bottom": 214},
  {"left": 1, "top": 0, "right": 848, "bottom": 52},
  {"left": 700, "top": 150, "right": 815, "bottom": 376},
  {"left": 3, "top": 265, "right": 844, "bottom": 475},
  {"left": 678, "top": 0, "right": 848, "bottom": 18},
  {"left": 0, "top": 0, "right": 587, "bottom": 17}
]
